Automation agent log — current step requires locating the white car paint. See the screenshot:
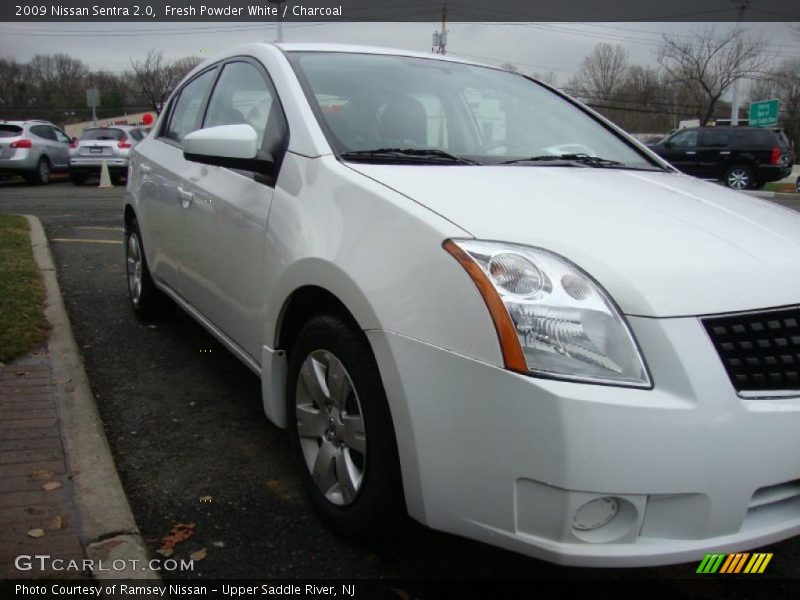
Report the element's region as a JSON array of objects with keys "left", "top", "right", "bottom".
[{"left": 126, "top": 42, "right": 800, "bottom": 567}]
